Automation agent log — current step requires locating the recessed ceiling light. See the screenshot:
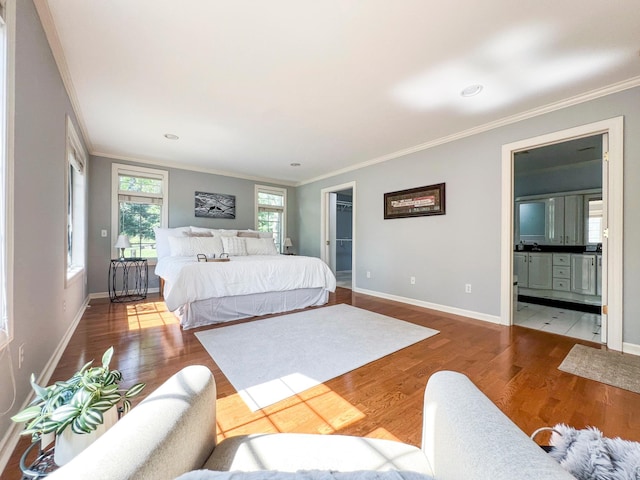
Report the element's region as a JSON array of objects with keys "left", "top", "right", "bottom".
[
  {"left": 290, "top": 162, "right": 301, "bottom": 167},
  {"left": 460, "top": 84, "right": 483, "bottom": 97},
  {"left": 164, "top": 133, "right": 179, "bottom": 140}
]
